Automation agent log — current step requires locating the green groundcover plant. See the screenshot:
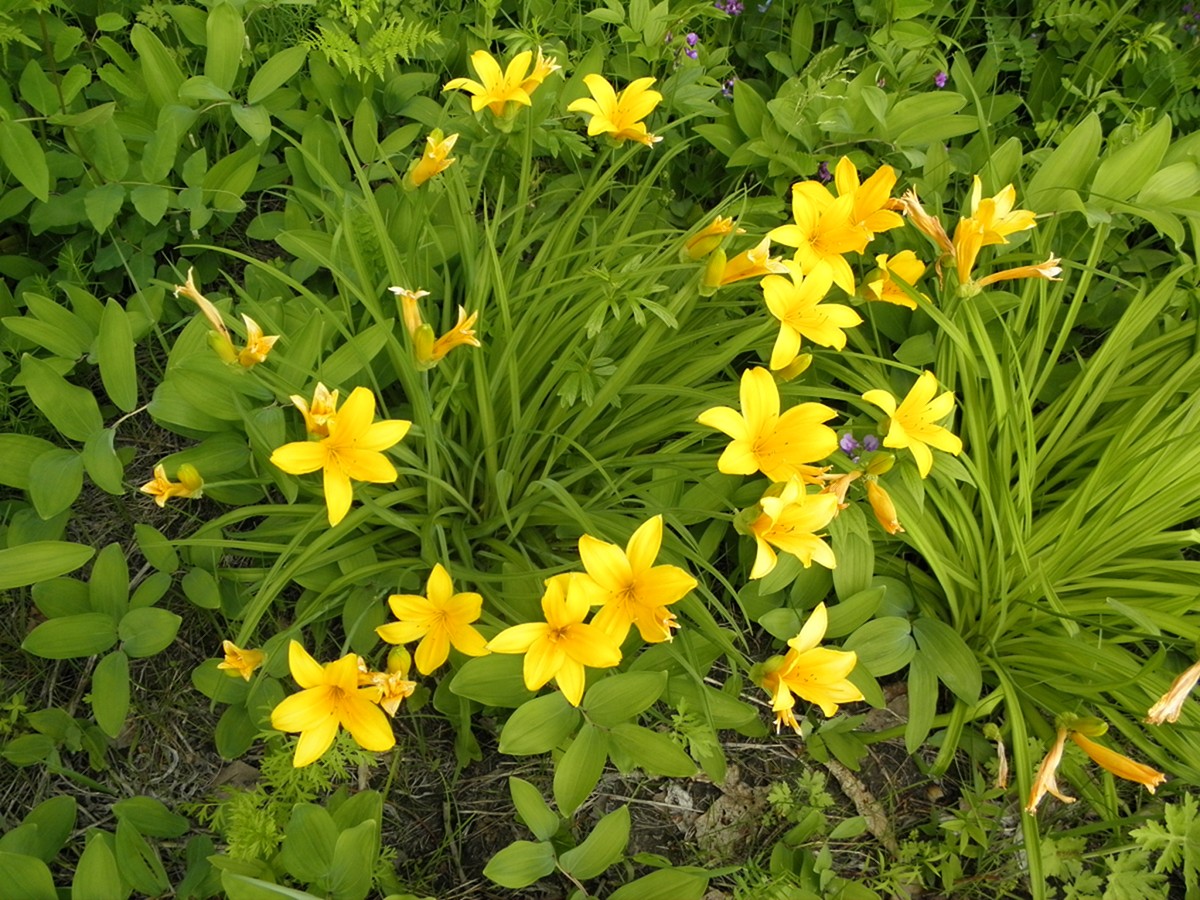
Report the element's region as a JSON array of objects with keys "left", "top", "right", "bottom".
[{"left": 2, "top": 1, "right": 1200, "bottom": 898}]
